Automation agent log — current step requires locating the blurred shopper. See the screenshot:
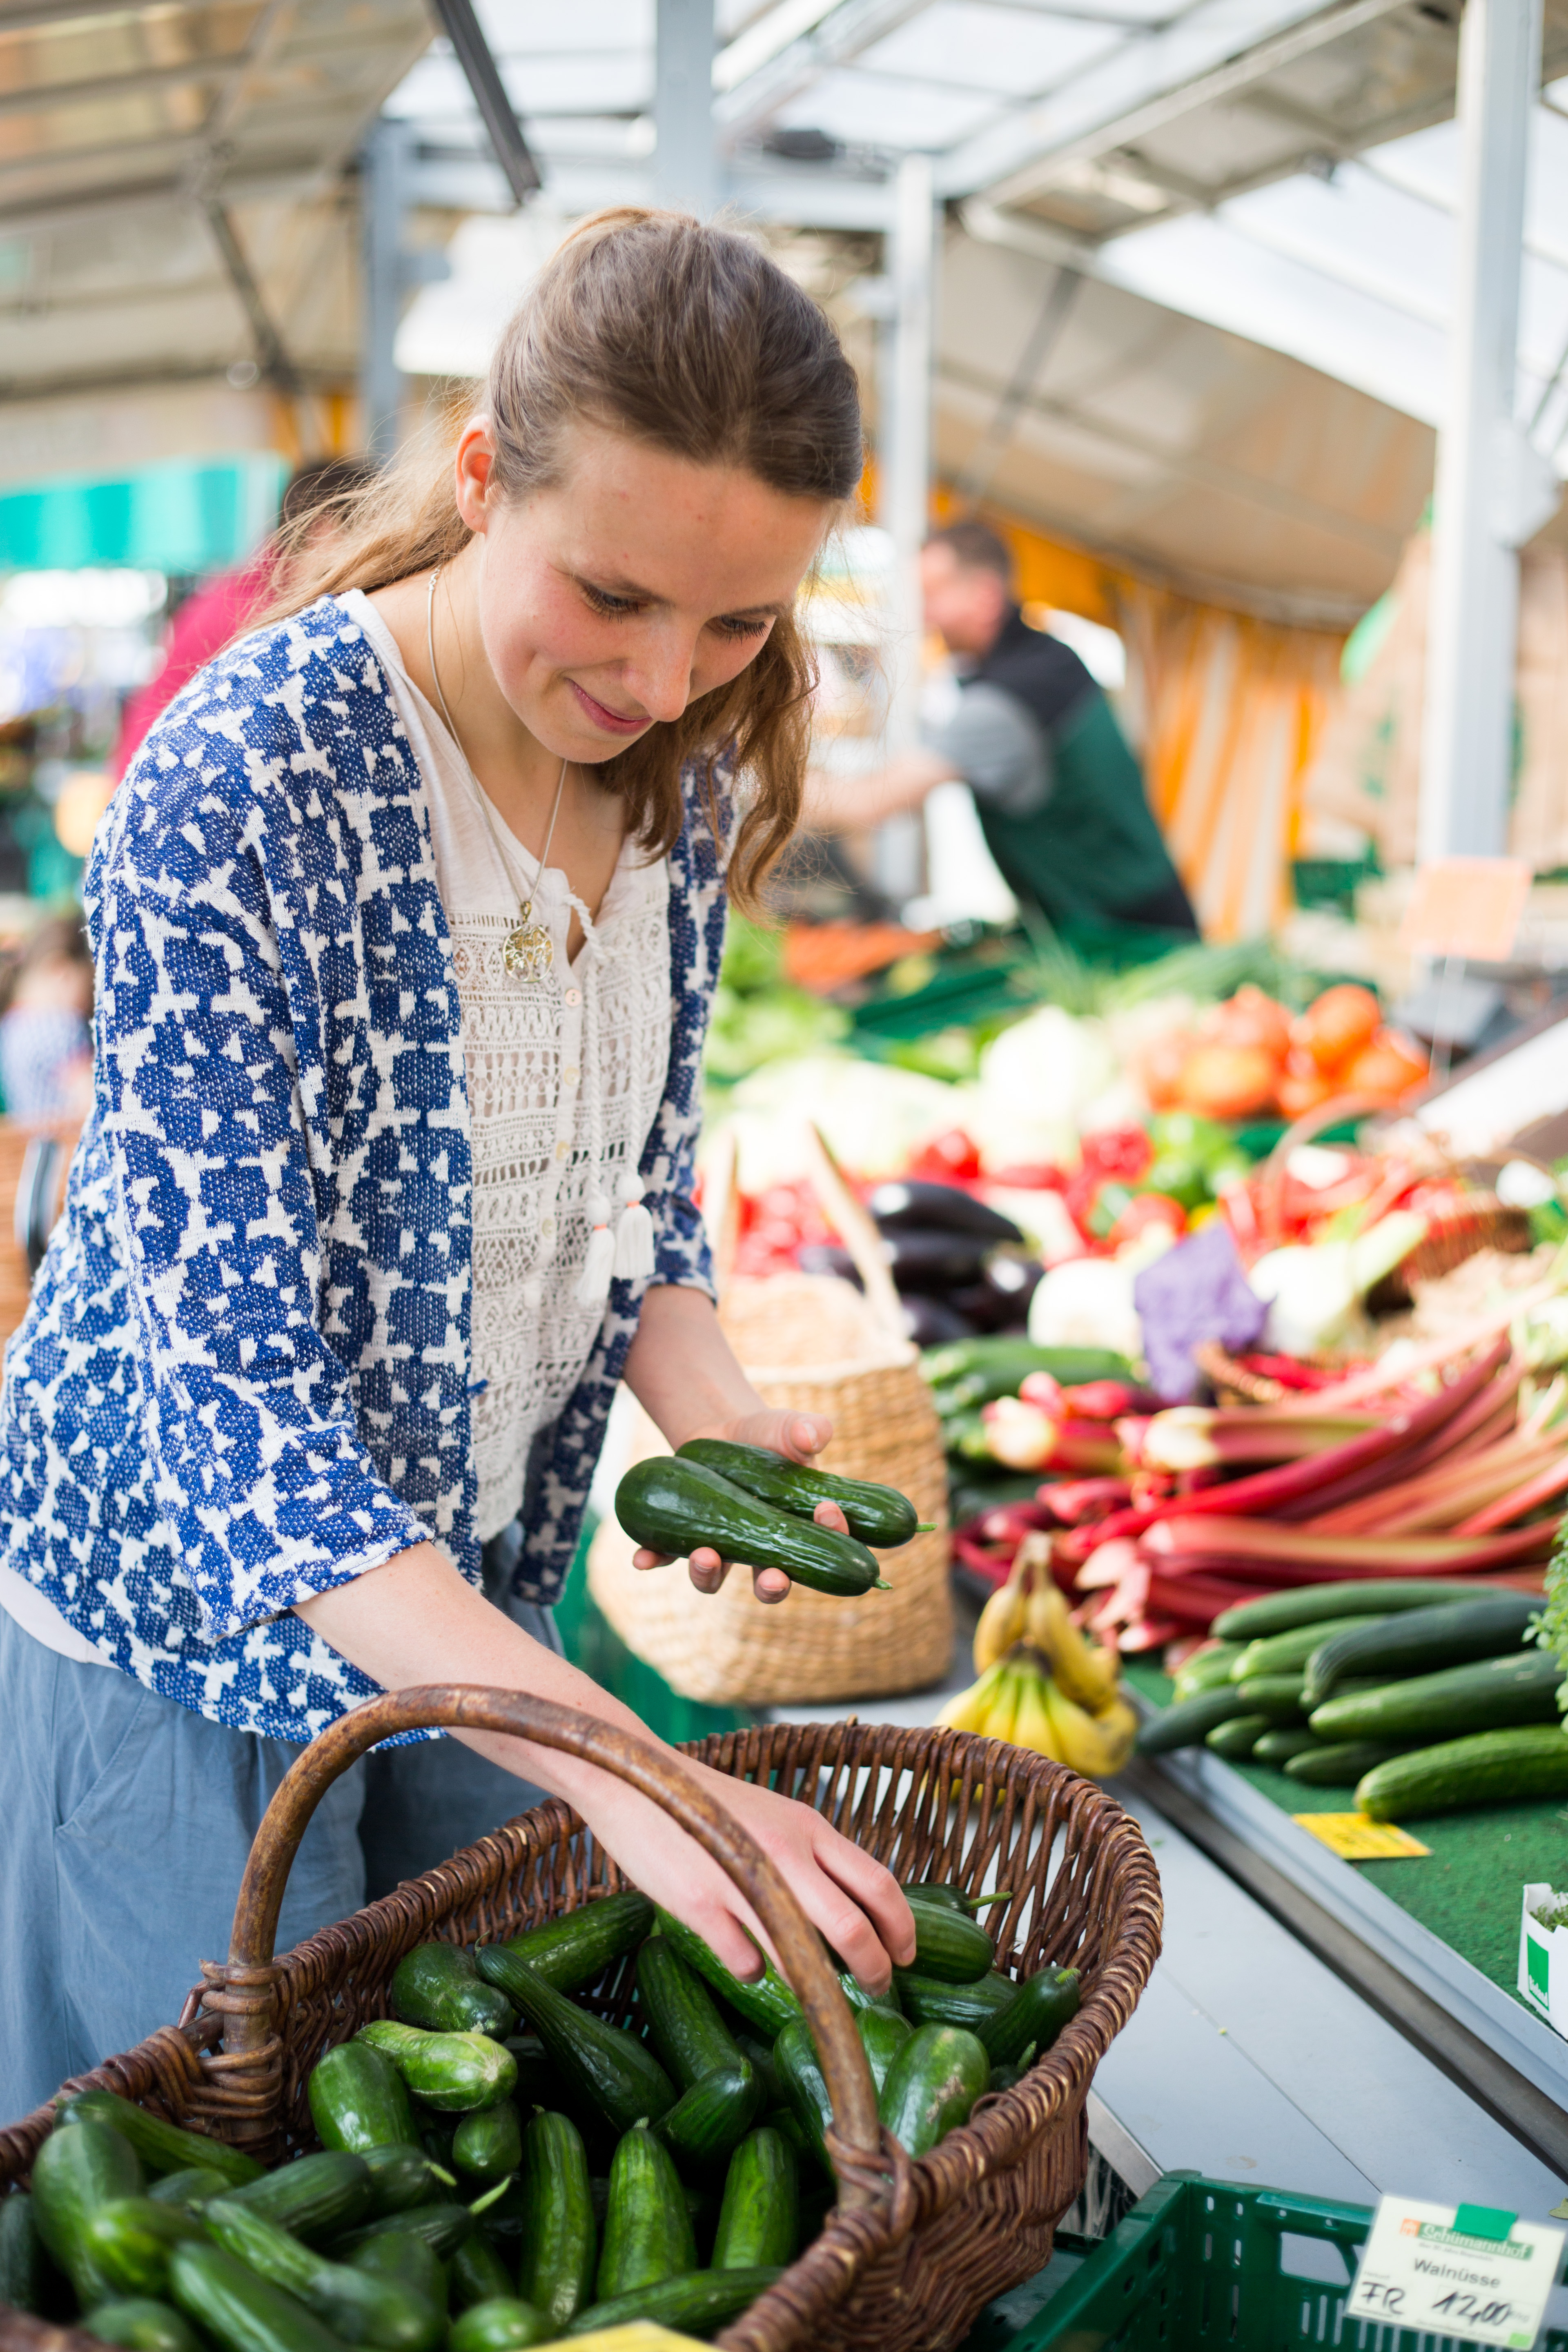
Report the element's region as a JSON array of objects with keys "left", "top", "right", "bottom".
[
  {"left": 806, "top": 518, "right": 1198, "bottom": 935},
  {"left": 111, "top": 456, "right": 377, "bottom": 777},
  {"left": 0, "top": 913, "right": 93, "bottom": 1122}
]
